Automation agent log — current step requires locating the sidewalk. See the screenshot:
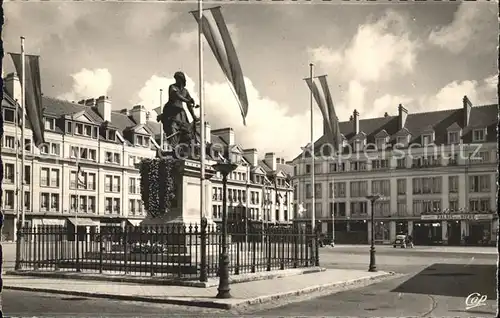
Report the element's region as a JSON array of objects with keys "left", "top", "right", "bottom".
[
  {"left": 330, "top": 245, "right": 498, "bottom": 255},
  {"left": 2, "top": 269, "right": 394, "bottom": 310}
]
